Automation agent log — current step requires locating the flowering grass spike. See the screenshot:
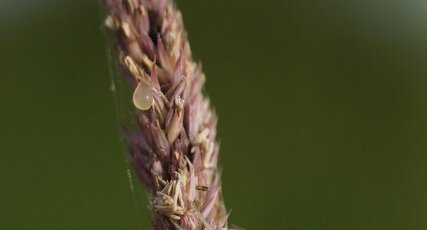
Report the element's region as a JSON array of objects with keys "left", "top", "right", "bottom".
[{"left": 103, "top": 0, "right": 229, "bottom": 229}]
